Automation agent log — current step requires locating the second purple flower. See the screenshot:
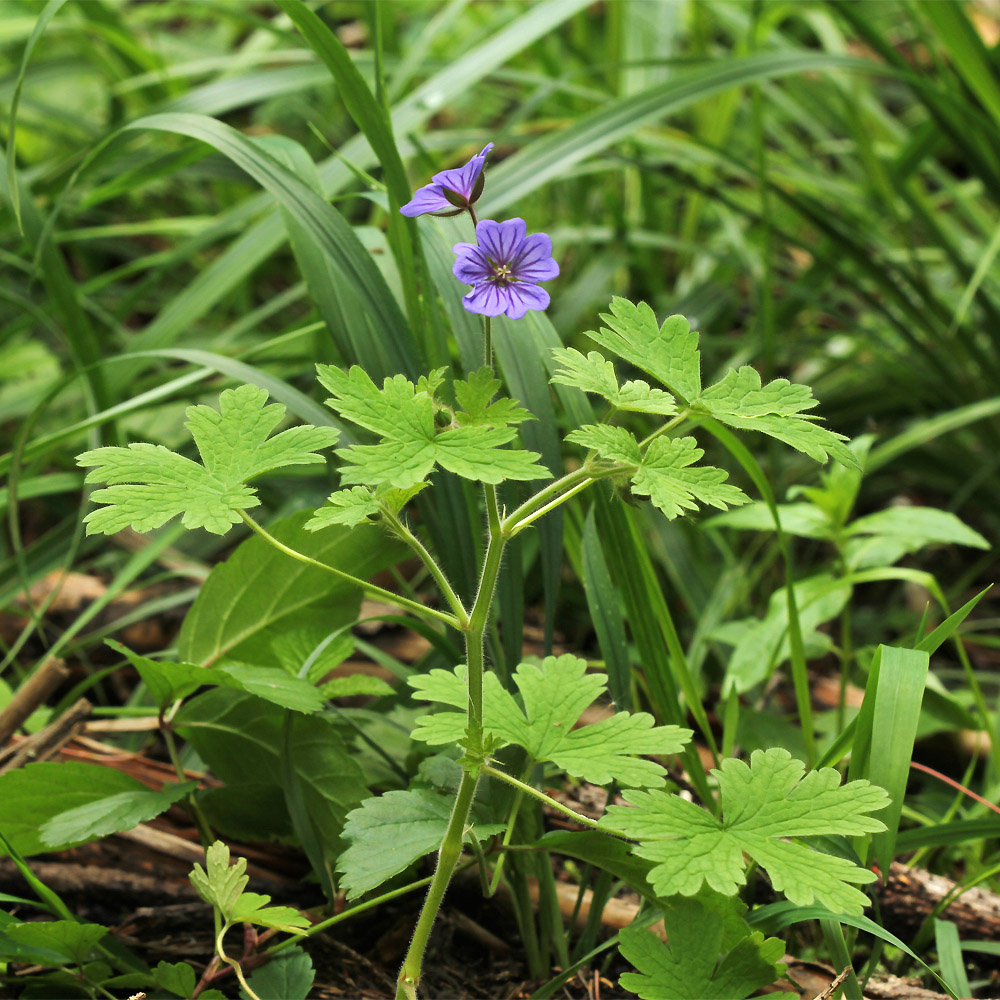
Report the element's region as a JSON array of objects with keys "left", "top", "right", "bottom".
[{"left": 452, "top": 218, "right": 559, "bottom": 320}]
